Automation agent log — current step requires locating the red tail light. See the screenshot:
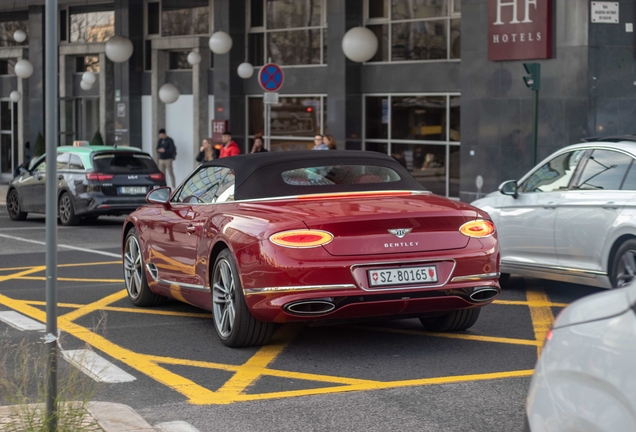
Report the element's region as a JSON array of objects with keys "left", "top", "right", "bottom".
[
  {"left": 459, "top": 220, "right": 496, "bottom": 238},
  {"left": 269, "top": 230, "right": 334, "bottom": 248},
  {"left": 86, "top": 172, "right": 114, "bottom": 181},
  {"left": 149, "top": 172, "right": 165, "bottom": 181}
]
